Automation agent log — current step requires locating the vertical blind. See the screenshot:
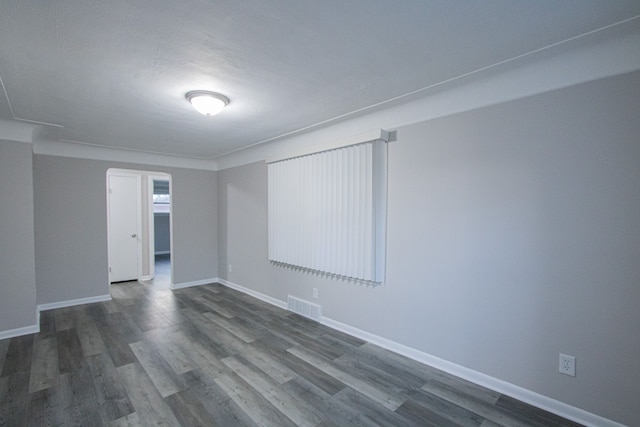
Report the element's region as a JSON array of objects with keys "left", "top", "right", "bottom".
[{"left": 268, "top": 136, "right": 387, "bottom": 283}]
